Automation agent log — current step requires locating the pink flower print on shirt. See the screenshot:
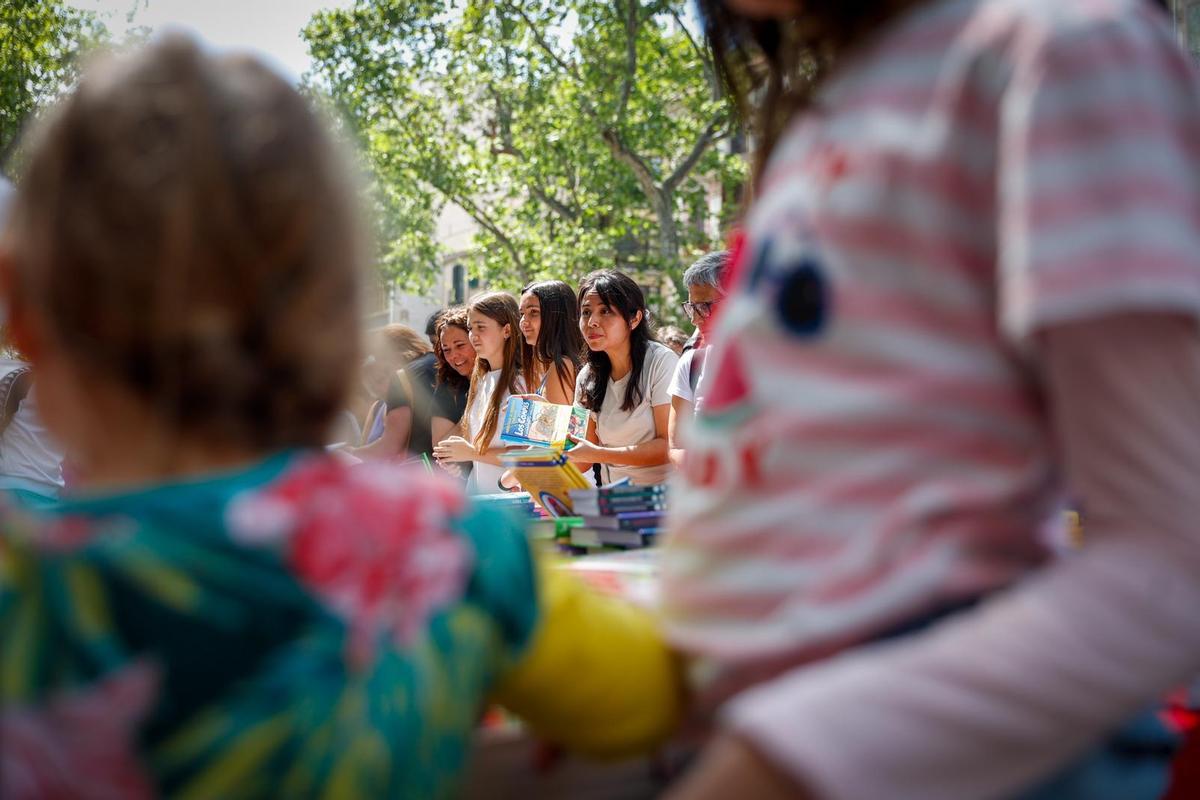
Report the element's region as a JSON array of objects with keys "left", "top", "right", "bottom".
[
  {"left": 227, "top": 458, "right": 473, "bottom": 660},
  {"left": 1, "top": 661, "right": 160, "bottom": 800}
]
